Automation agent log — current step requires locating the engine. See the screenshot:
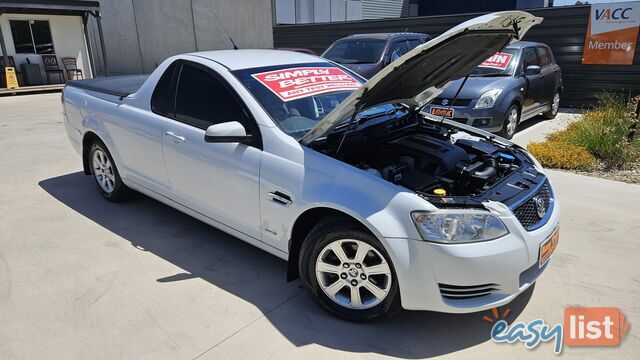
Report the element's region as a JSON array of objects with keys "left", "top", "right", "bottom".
[{"left": 350, "top": 134, "right": 521, "bottom": 197}]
